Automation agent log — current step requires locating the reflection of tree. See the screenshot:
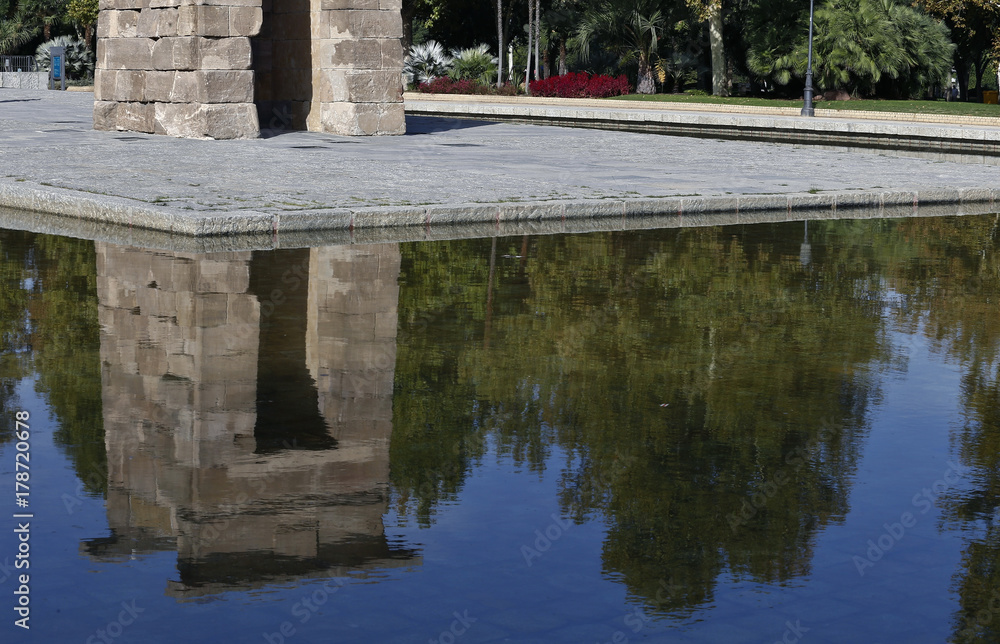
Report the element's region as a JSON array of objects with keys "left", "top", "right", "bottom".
[
  {"left": 391, "top": 222, "right": 890, "bottom": 610},
  {"left": 0, "top": 230, "right": 31, "bottom": 443},
  {"left": 31, "top": 234, "right": 105, "bottom": 494},
  {"left": 390, "top": 240, "right": 494, "bottom": 526},
  {"left": 0, "top": 230, "right": 104, "bottom": 490},
  {"left": 884, "top": 216, "right": 1000, "bottom": 644}
]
